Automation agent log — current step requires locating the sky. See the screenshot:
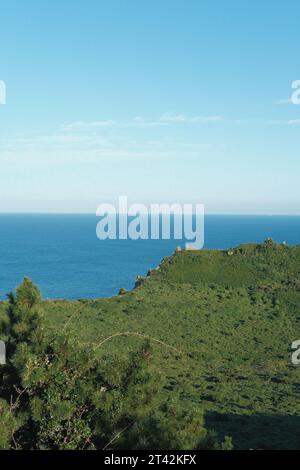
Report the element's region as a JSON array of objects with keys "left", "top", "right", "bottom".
[{"left": 0, "top": 0, "right": 299, "bottom": 214}]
